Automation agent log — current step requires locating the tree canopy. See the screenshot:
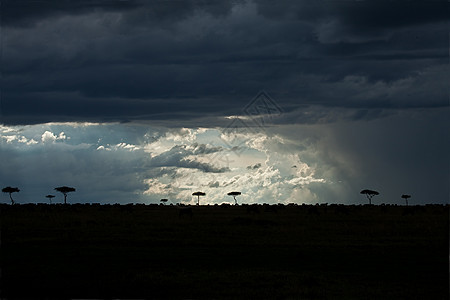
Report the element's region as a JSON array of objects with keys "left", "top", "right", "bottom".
[
  {"left": 227, "top": 191, "right": 241, "bottom": 205},
  {"left": 227, "top": 191, "right": 241, "bottom": 196},
  {"left": 192, "top": 192, "right": 206, "bottom": 196},
  {"left": 54, "top": 186, "right": 76, "bottom": 204},
  {"left": 360, "top": 189, "right": 379, "bottom": 205},
  {"left": 45, "top": 194, "right": 55, "bottom": 204},
  {"left": 2, "top": 186, "right": 20, "bottom": 205},
  {"left": 192, "top": 191, "right": 206, "bottom": 205},
  {"left": 401, "top": 194, "right": 411, "bottom": 206}
]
